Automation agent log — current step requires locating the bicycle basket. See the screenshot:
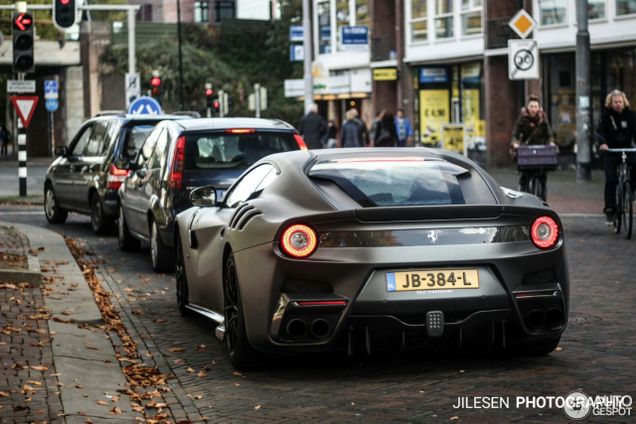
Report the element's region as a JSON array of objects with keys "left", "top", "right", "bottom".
[{"left": 516, "top": 144, "right": 558, "bottom": 170}]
